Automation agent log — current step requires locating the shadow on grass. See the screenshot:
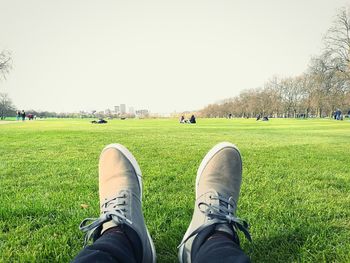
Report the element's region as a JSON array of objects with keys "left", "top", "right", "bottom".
[
  {"left": 247, "top": 223, "right": 348, "bottom": 263},
  {"left": 248, "top": 231, "right": 307, "bottom": 263}
]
